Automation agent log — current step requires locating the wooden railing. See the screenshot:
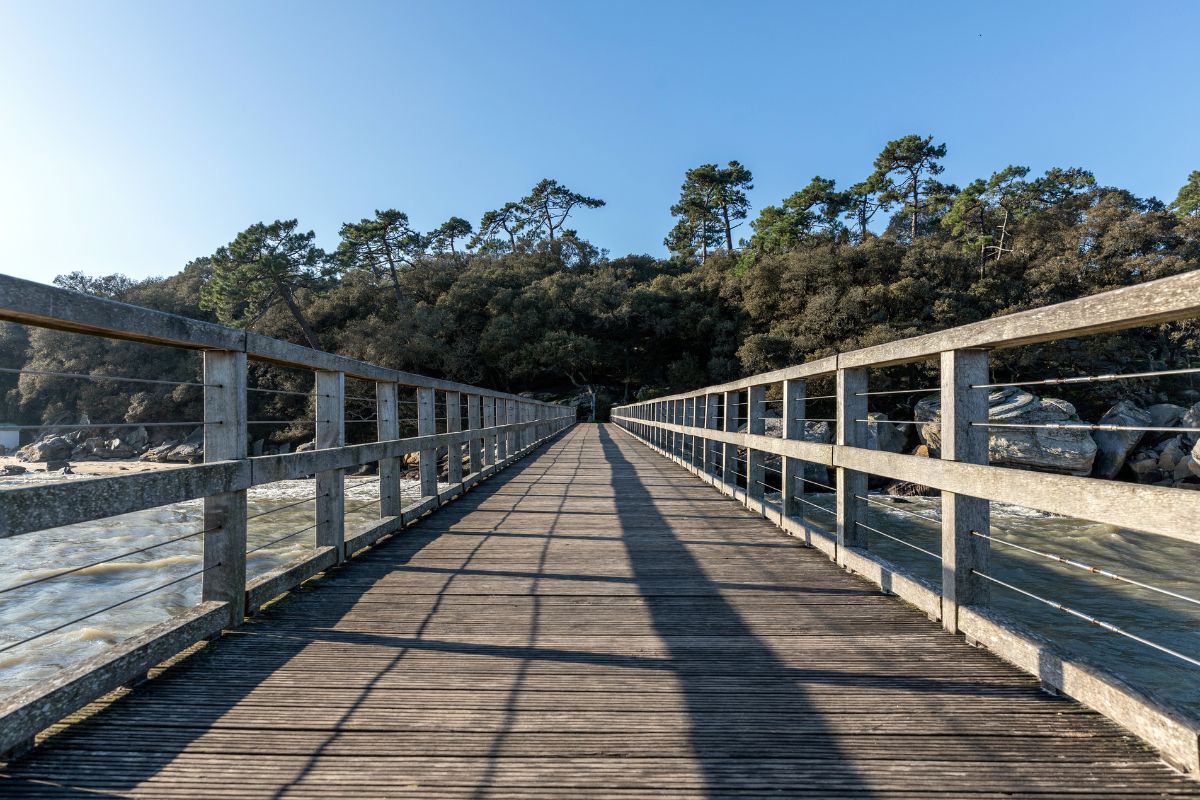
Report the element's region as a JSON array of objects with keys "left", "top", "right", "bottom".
[
  {"left": 0, "top": 274, "right": 574, "bottom": 756},
  {"left": 612, "top": 269, "right": 1200, "bottom": 773}
]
